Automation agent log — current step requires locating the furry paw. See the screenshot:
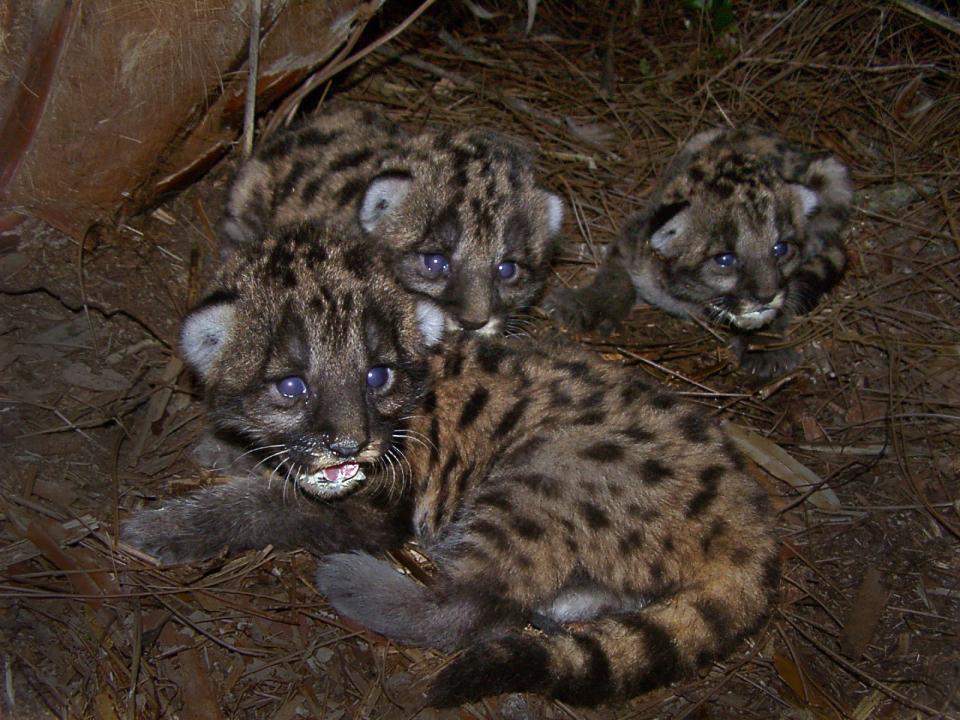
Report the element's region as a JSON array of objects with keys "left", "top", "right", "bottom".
[
  {"left": 121, "top": 501, "right": 228, "bottom": 566},
  {"left": 316, "top": 552, "right": 428, "bottom": 642},
  {"left": 738, "top": 347, "right": 800, "bottom": 379}
]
